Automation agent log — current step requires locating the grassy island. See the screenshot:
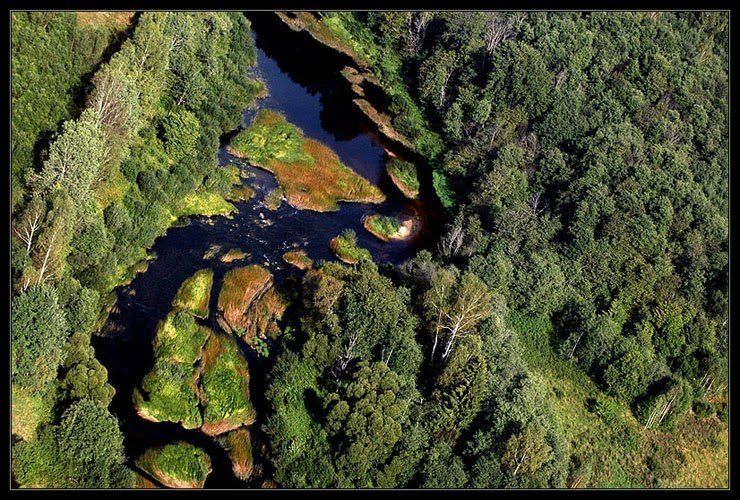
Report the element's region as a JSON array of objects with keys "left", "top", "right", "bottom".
[
  {"left": 136, "top": 442, "right": 212, "bottom": 489},
  {"left": 282, "top": 250, "right": 313, "bottom": 270},
  {"left": 217, "top": 265, "right": 287, "bottom": 341},
  {"left": 386, "top": 158, "right": 419, "bottom": 199},
  {"left": 330, "top": 229, "right": 372, "bottom": 264},
  {"left": 220, "top": 248, "right": 248, "bottom": 263},
  {"left": 228, "top": 110, "right": 384, "bottom": 212},
  {"left": 363, "top": 214, "right": 416, "bottom": 241}
]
